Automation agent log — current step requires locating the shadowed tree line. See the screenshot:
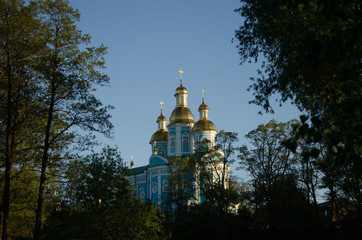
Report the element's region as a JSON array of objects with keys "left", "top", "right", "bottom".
[
  {"left": 1, "top": 0, "right": 360, "bottom": 239},
  {"left": 165, "top": 123, "right": 360, "bottom": 240},
  {"left": 0, "top": 0, "right": 167, "bottom": 239}
]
